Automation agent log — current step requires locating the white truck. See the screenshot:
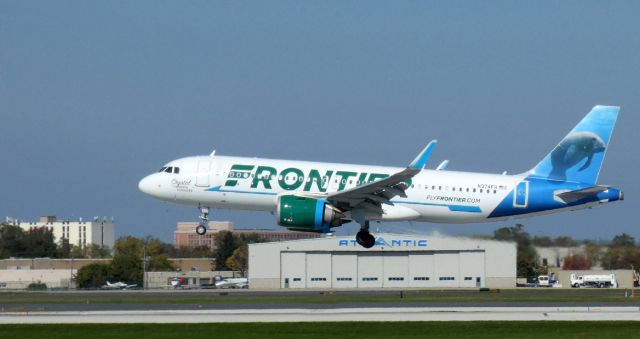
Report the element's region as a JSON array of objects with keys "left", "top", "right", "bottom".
[
  {"left": 570, "top": 273, "right": 617, "bottom": 288},
  {"left": 537, "top": 275, "right": 561, "bottom": 288}
]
